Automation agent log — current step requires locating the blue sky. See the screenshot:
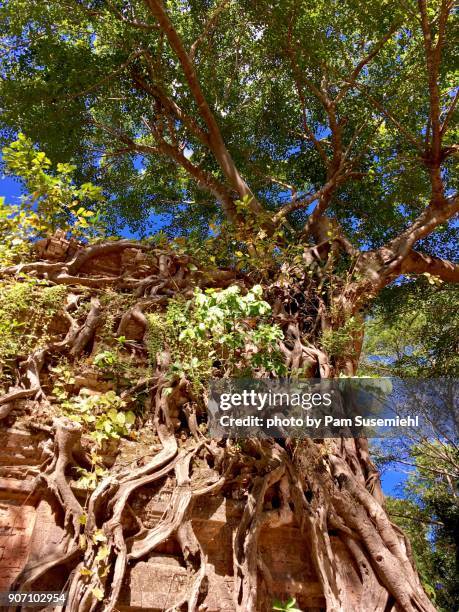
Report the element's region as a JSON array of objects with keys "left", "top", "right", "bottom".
[
  {"left": 381, "top": 468, "right": 407, "bottom": 497},
  {"left": 1, "top": 171, "right": 22, "bottom": 205}
]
